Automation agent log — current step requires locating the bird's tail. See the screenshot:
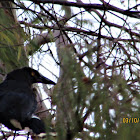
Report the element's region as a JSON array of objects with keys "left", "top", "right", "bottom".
[
  {"left": 22, "top": 115, "right": 57, "bottom": 138},
  {"left": 22, "top": 115, "right": 45, "bottom": 136}
]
